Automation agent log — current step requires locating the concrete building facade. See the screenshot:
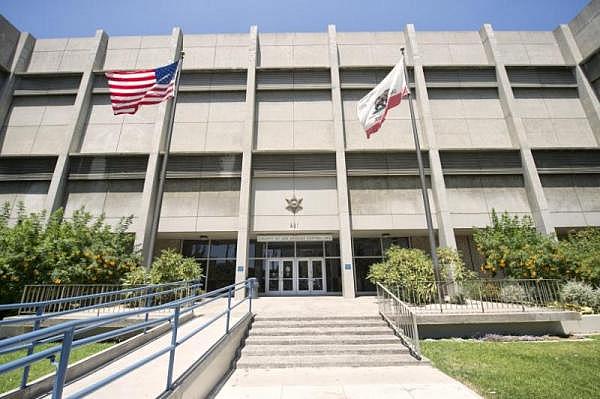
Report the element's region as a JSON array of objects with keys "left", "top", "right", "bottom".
[{"left": 0, "top": 1, "right": 599, "bottom": 297}]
